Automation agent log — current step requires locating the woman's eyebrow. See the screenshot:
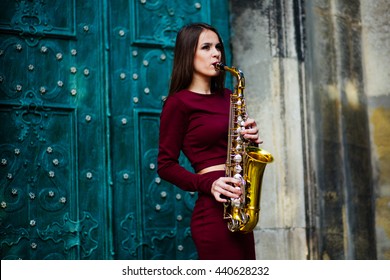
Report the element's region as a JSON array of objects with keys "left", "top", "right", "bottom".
[{"left": 201, "top": 42, "right": 219, "bottom": 47}]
